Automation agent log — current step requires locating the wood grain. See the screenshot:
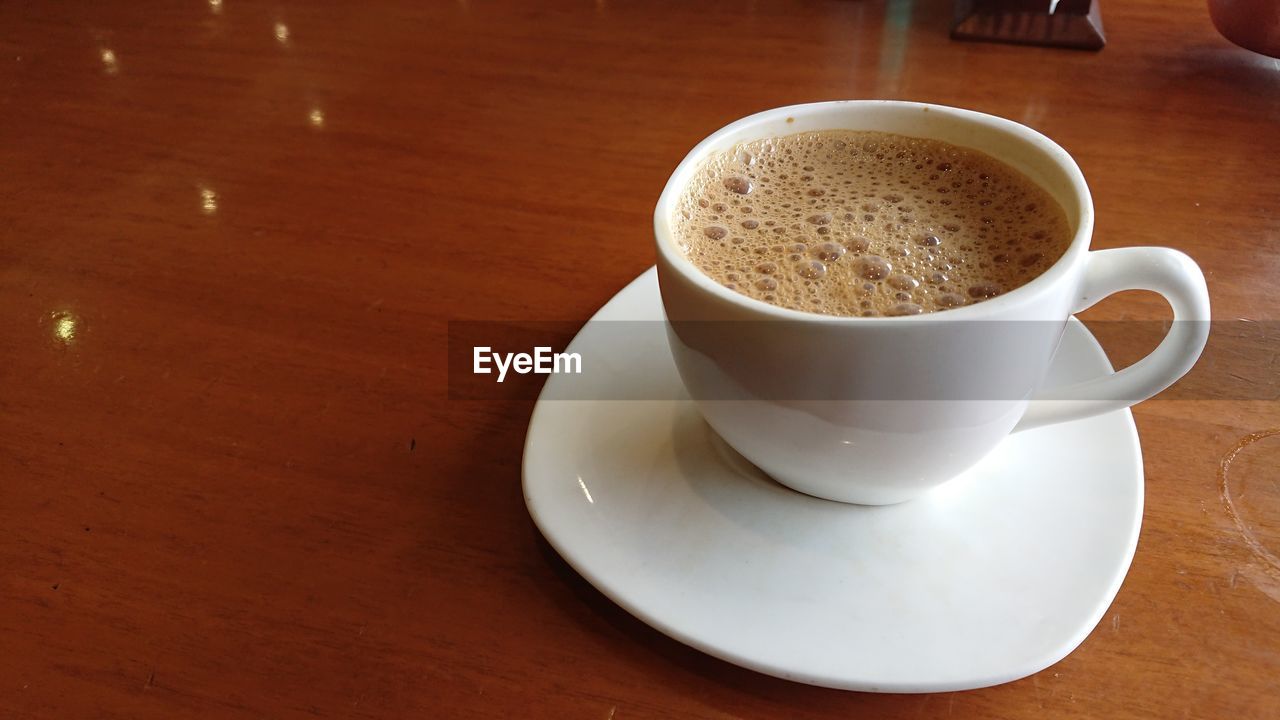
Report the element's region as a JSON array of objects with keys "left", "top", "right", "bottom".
[{"left": 2, "top": 0, "right": 1277, "bottom": 718}]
